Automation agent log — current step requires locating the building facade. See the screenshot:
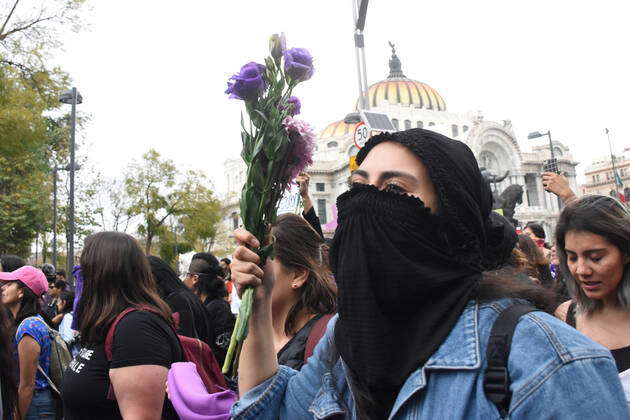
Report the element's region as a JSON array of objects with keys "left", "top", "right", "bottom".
[
  {"left": 221, "top": 49, "right": 578, "bottom": 244},
  {"left": 580, "top": 148, "right": 630, "bottom": 199}
]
